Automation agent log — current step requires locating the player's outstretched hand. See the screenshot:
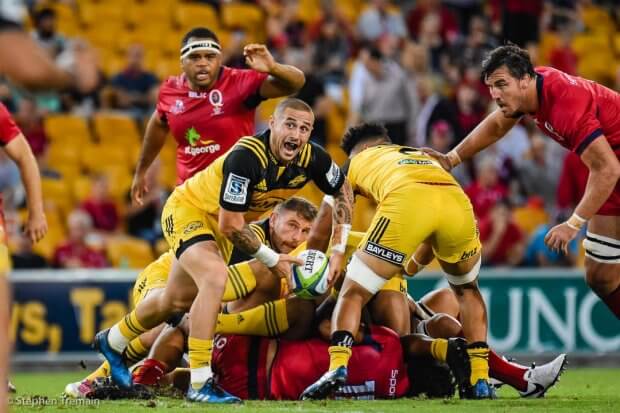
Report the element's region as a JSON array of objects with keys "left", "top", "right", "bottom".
[
  {"left": 420, "top": 147, "right": 453, "bottom": 171},
  {"left": 544, "top": 222, "right": 579, "bottom": 255},
  {"left": 270, "top": 254, "right": 304, "bottom": 293},
  {"left": 131, "top": 173, "right": 149, "bottom": 206},
  {"left": 327, "top": 252, "right": 346, "bottom": 287},
  {"left": 25, "top": 212, "right": 48, "bottom": 244},
  {"left": 243, "top": 44, "right": 276, "bottom": 73}
]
